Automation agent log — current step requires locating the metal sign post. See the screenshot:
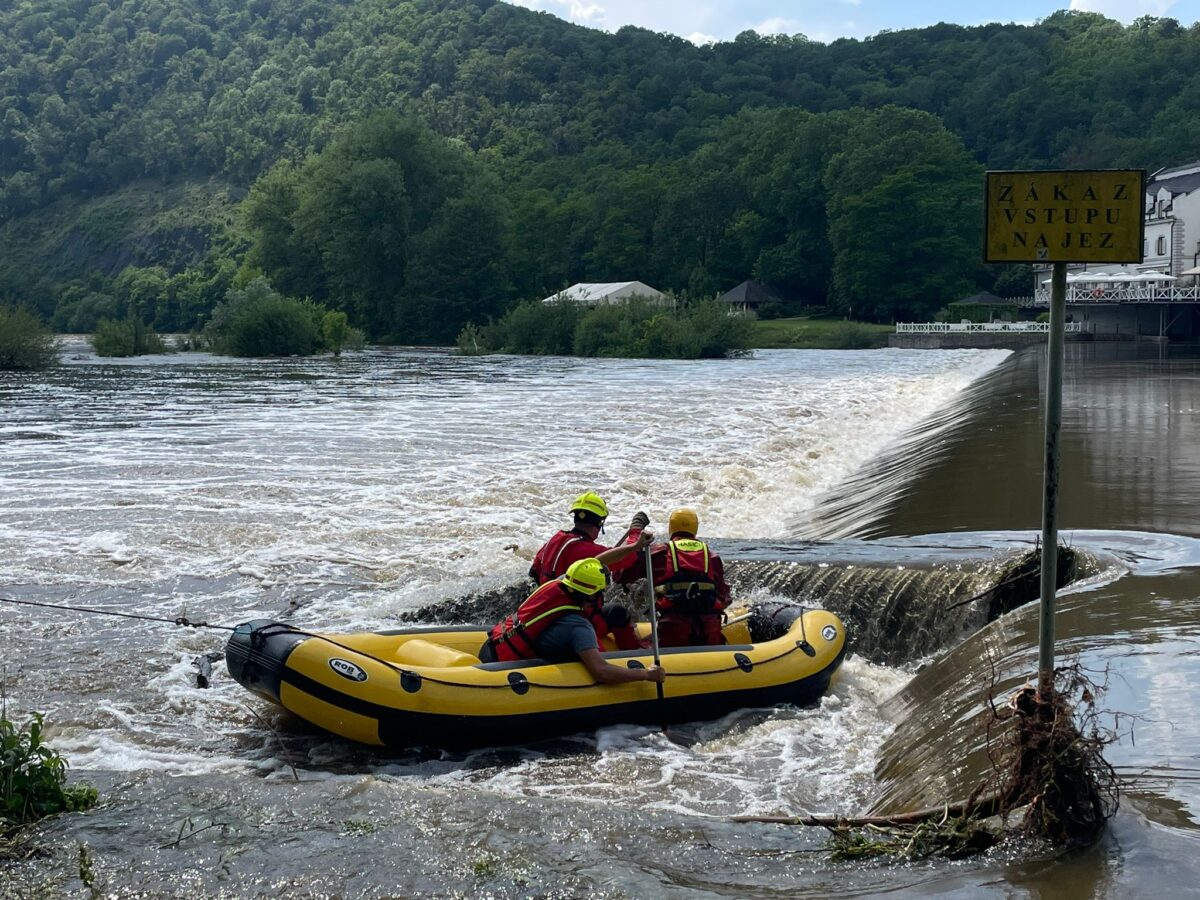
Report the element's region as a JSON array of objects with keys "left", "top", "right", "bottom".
[
  {"left": 984, "top": 169, "right": 1145, "bottom": 698},
  {"left": 1038, "top": 262, "right": 1067, "bottom": 695}
]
